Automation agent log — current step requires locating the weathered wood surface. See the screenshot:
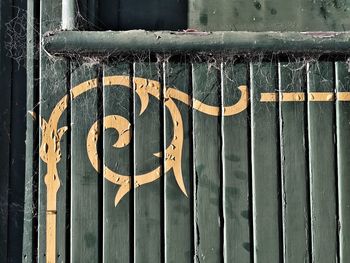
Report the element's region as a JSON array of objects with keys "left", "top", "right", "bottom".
[
  {"left": 335, "top": 62, "right": 350, "bottom": 263},
  {"left": 188, "top": 0, "right": 350, "bottom": 31},
  {"left": 23, "top": 55, "right": 350, "bottom": 263},
  {"left": 0, "top": 0, "right": 13, "bottom": 259},
  {"left": 192, "top": 61, "right": 222, "bottom": 262},
  {"left": 70, "top": 63, "right": 101, "bottom": 262},
  {"left": 133, "top": 61, "right": 163, "bottom": 263},
  {"left": 23, "top": 0, "right": 39, "bottom": 261},
  {"left": 223, "top": 61, "right": 250, "bottom": 262},
  {"left": 38, "top": 1, "right": 69, "bottom": 262},
  {"left": 279, "top": 61, "right": 310, "bottom": 263},
  {"left": 164, "top": 58, "right": 193, "bottom": 262},
  {"left": 307, "top": 61, "right": 337, "bottom": 263},
  {"left": 102, "top": 63, "right": 132, "bottom": 262},
  {"left": 250, "top": 61, "right": 282, "bottom": 262}
]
